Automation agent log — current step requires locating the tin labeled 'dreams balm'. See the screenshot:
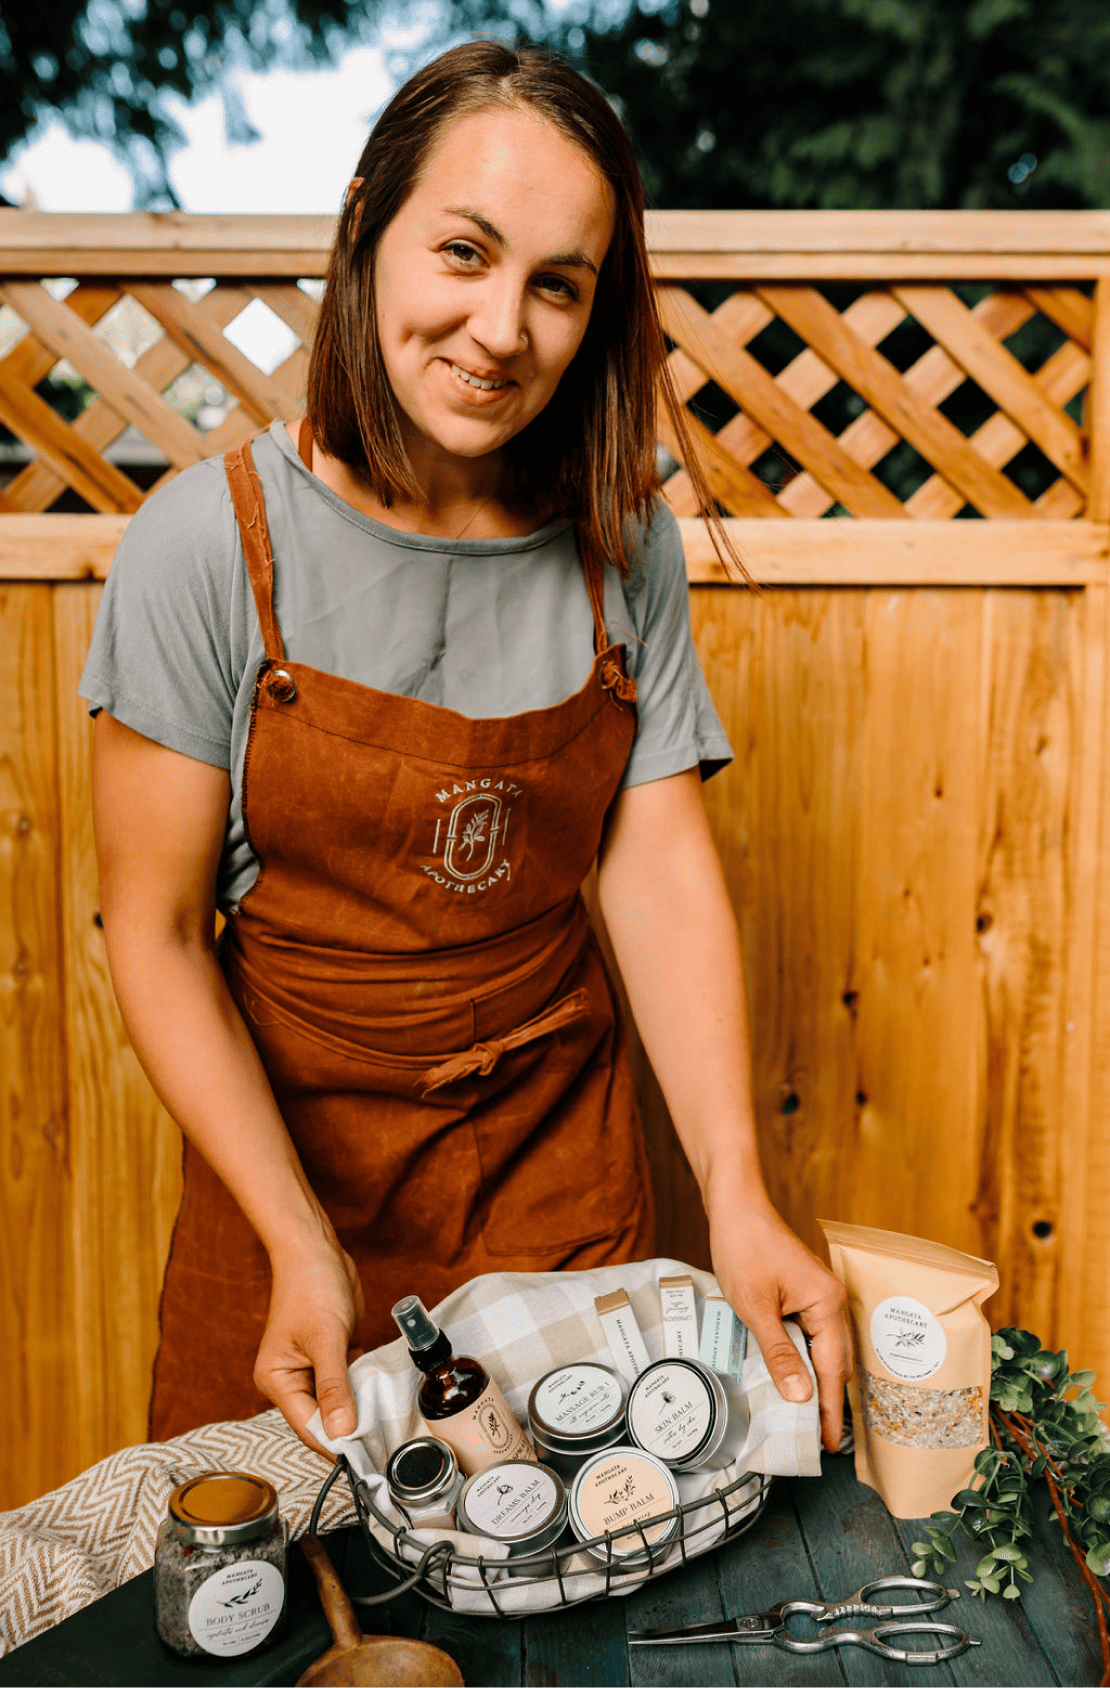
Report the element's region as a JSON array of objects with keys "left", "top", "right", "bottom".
[
  {"left": 456, "top": 1460, "right": 568, "bottom": 1569},
  {"left": 527, "top": 1362, "right": 628, "bottom": 1479},
  {"left": 626, "top": 1357, "right": 731, "bottom": 1472}
]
